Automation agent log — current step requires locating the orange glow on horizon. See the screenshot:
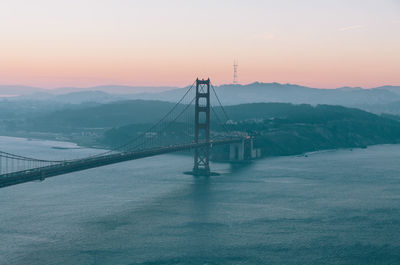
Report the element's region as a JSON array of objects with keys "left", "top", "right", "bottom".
[{"left": 0, "top": 0, "right": 399, "bottom": 89}]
